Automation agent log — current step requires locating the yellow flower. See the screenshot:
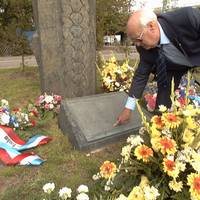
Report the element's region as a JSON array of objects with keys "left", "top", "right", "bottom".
[
  {"left": 169, "top": 179, "right": 183, "bottom": 192},
  {"left": 100, "top": 161, "right": 117, "bottom": 179},
  {"left": 127, "top": 186, "right": 145, "bottom": 200},
  {"left": 134, "top": 145, "right": 153, "bottom": 162},
  {"left": 162, "top": 113, "right": 182, "bottom": 129},
  {"left": 186, "top": 116, "right": 197, "bottom": 129},
  {"left": 109, "top": 56, "right": 117, "bottom": 63},
  {"left": 183, "top": 105, "right": 197, "bottom": 117},
  {"left": 151, "top": 137, "right": 161, "bottom": 152},
  {"left": 150, "top": 126, "right": 161, "bottom": 138},
  {"left": 159, "top": 137, "right": 177, "bottom": 155},
  {"left": 139, "top": 176, "right": 149, "bottom": 189},
  {"left": 163, "top": 159, "right": 176, "bottom": 177},
  {"left": 183, "top": 128, "right": 194, "bottom": 145},
  {"left": 151, "top": 115, "right": 165, "bottom": 130},
  {"left": 163, "top": 159, "right": 185, "bottom": 178},
  {"left": 187, "top": 173, "right": 200, "bottom": 200}
]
